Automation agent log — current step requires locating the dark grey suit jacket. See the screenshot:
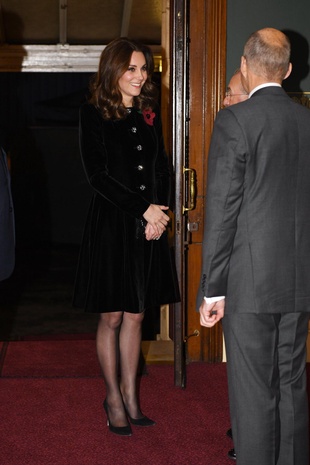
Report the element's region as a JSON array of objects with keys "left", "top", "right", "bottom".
[
  {"left": 198, "top": 86, "right": 310, "bottom": 314},
  {"left": 0, "top": 147, "right": 15, "bottom": 280}
]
